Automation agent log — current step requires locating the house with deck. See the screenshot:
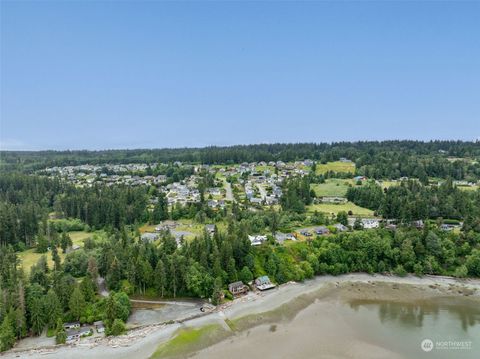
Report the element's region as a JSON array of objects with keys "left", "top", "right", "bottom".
[
  {"left": 255, "top": 276, "right": 276, "bottom": 291},
  {"left": 228, "top": 281, "right": 249, "bottom": 297}
]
